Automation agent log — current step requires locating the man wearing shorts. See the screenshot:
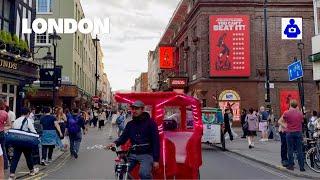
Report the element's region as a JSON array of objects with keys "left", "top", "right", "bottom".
[{"left": 258, "top": 106, "right": 269, "bottom": 141}]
